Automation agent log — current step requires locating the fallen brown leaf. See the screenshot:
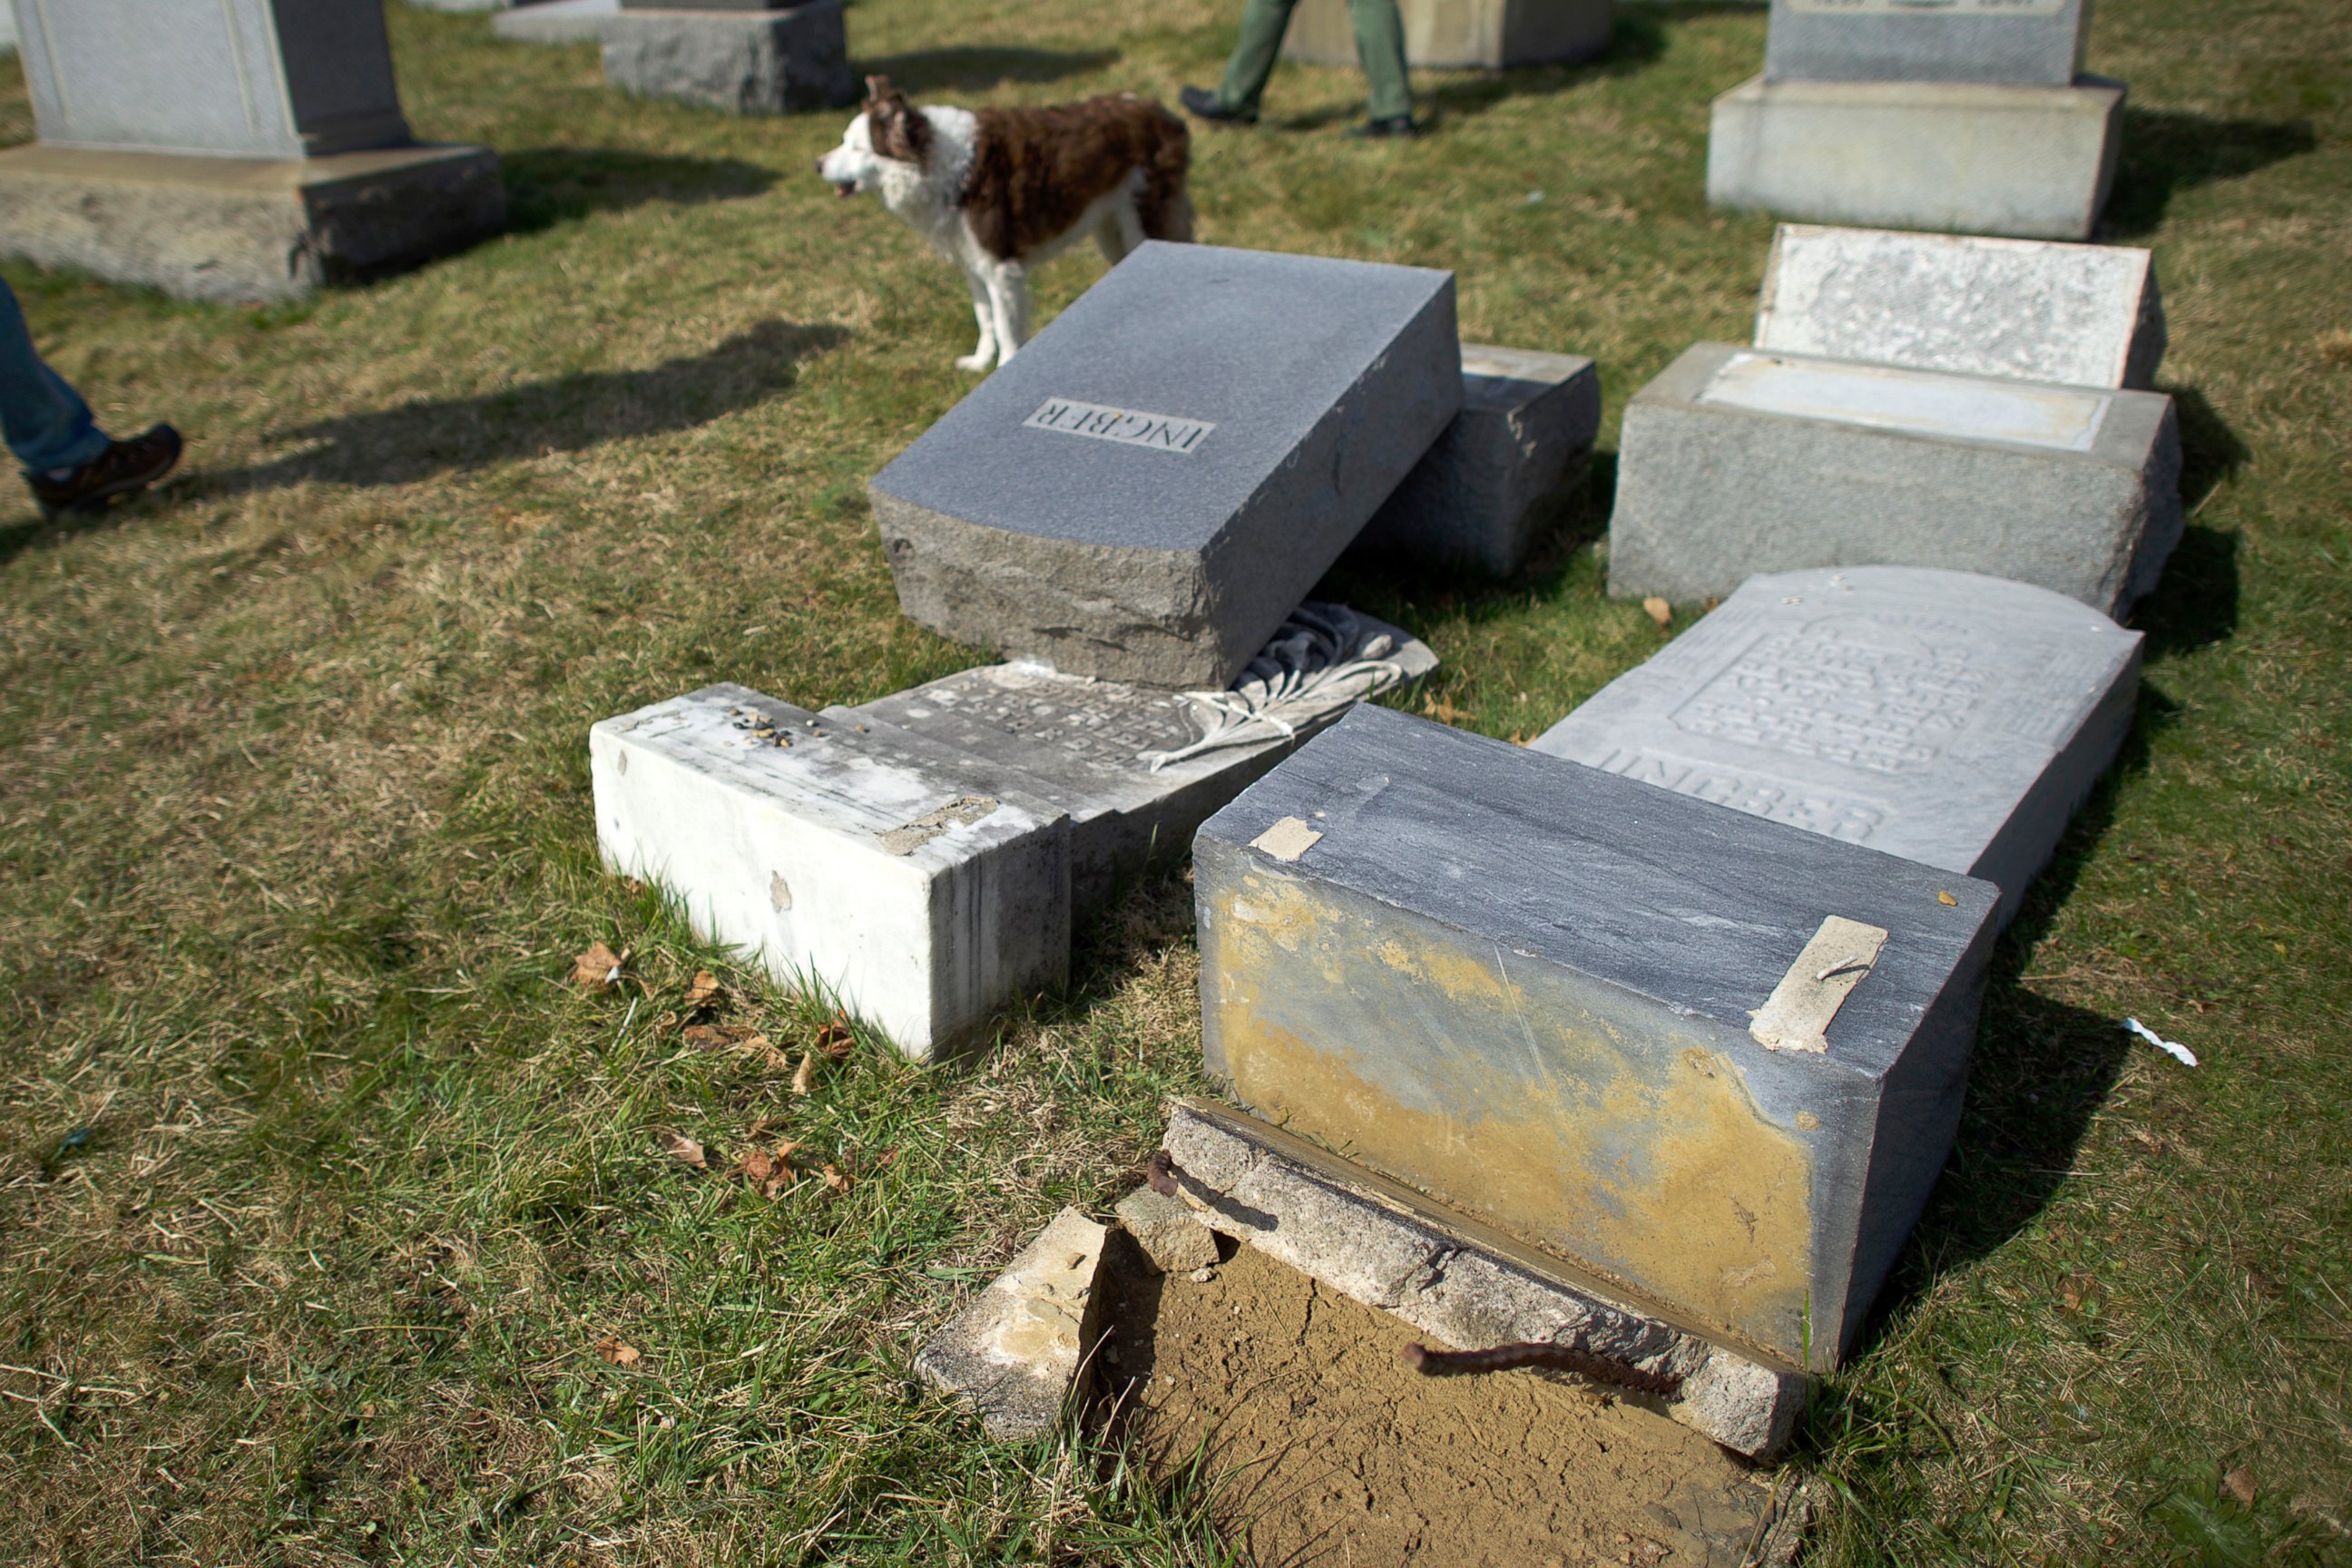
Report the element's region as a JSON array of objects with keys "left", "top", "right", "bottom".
[
  {"left": 685, "top": 1024, "right": 788, "bottom": 1071},
  {"left": 815, "top": 1013, "right": 855, "bottom": 1063},
  {"left": 821, "top": 1163, "right": 852, "bottom": 1194},
  {"left": 573, "top": 941, "right": 628, "bottom": 992},
  {"left": 1642, "top": 596, "right": 1672, "bottom": 630},
  {"left": 684, "top": 970, "right": 722, "bottom": 1010},
  {"left": 1421, "top": 692, "right": 1476, "bottom": 725},
  {"left": 594, "top": 1337, "right": 641, "bottom": 1367},
  {"left": 655, "top": 1130, "right": 708, "bottom": 1170},
  {"left": 790, "top": 1052, "right": 818, "bottom": 1096},
  {"left": 733, "top": 1141, "right": 803, "bottom": 1199},
  {"left": 2222, "top": 1466, "right": 2256, "bottom": 1507}
]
